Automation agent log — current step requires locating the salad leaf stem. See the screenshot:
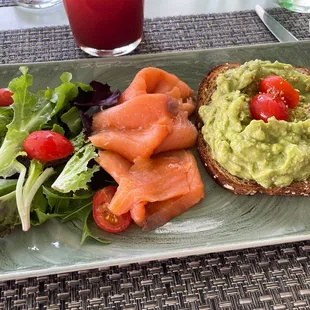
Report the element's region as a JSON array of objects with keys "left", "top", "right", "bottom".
[
  {"left": 24, "top": 167, "right": 55, "bottom": 215},
  {"left": 14, "top": 161, "right": 27, "bottom": 230},
  {"left": 61, "top": 201, "right": 92, "bottom": 223},
  {"left": 14, "top": 160, "right": 55, "bottom": 231},
  {"left": 22, "top": 160, "right": 44, "bottom": 198}
]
